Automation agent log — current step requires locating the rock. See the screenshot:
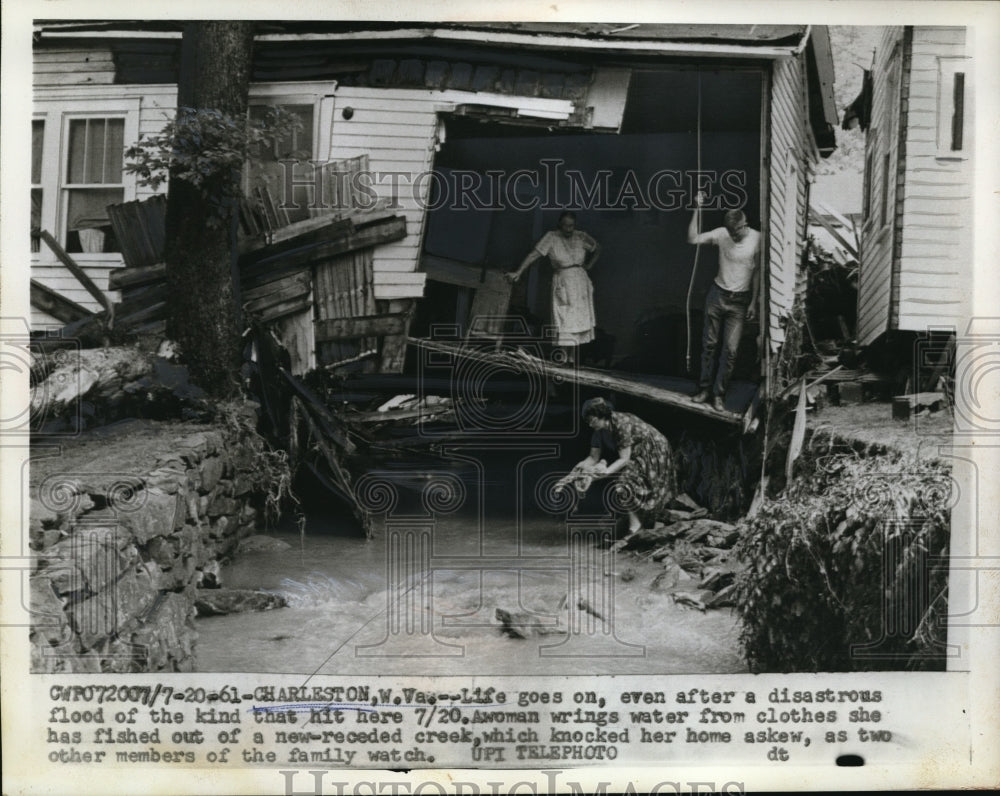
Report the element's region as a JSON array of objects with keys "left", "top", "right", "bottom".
[
  {"left": 665, "top": 508, "right": 708, "bottom": 522},
  {"left": 207, "top": 496, "right": 238, "bottom": 518},
  {"left": 670, "top": 590, "right": 715, "bottom": 611},
  {"left": 671, "top": 493, "right": 703, "bottom": 512},
  {"left": 115, "top": 490, "right": 184, "bottom": 542},
  {"left": 197, "top": 560, "right": 222, "bottom": 589},
  {"left": 619, "top": 524, "right": 673, "bottom": 551},
  {"left": 707, "top": 527, "right": 741, "bottom": 548},
  {"left": 29, "top": 575, "right": 70, "bottom": 645},
  {"left": 706, "top": 584, "right": 737, "bottom": 608},
  {"left": 71, "top": 569, "right": 156, "bottom": 650},
  {"left": 576, "top": 597, "right": 605, "bottom": 621},
  {"left": 40, "top": 527, "right": 134, "bottom": 596},
  {"left": 650, "top": 563, "right": 698, "bottom": 594},
  {"left": 495, "top": 608, "right": 567, "bottom": 639},
  {"left": 237, "top": 535, "right": 292, "bottom": 554},
  {"left": 674, "top": 519, "right": 738, "bottom": 544},
  {"left": 199, "top": 457, "right": 225, "bottom": 493},
  {"left": 698, "top": 569, "right": 735, "bottom": 591},
  {"left": 194, "top": 588, "right": 287, "bottom": 616}
]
